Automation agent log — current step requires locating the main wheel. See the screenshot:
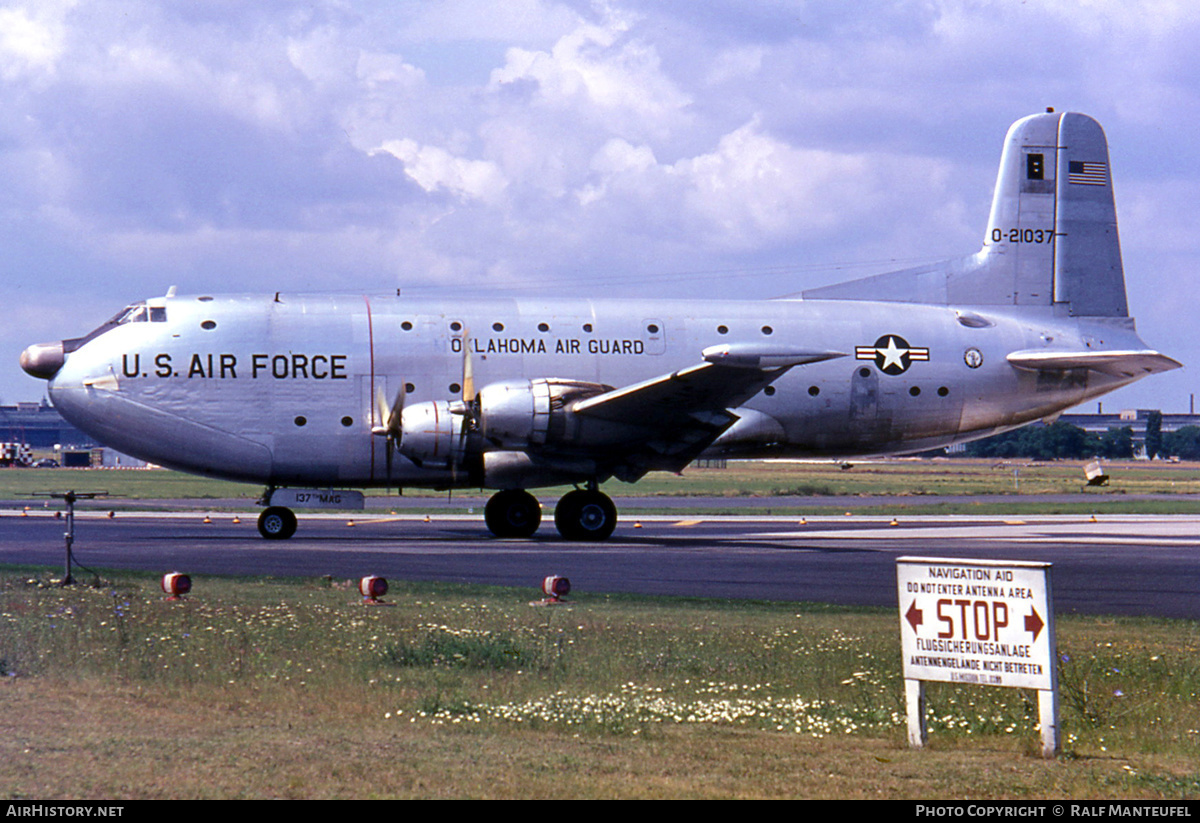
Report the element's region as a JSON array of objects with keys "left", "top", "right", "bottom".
[
  {"left": 257, "top": 506, "right": 297, "bottom": 540},
  {"left": 484, "top": 490, "right": 542, "bottom": 538},
  {"left": 554, "top": 490, "right": 617, "bottom": 541}
]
